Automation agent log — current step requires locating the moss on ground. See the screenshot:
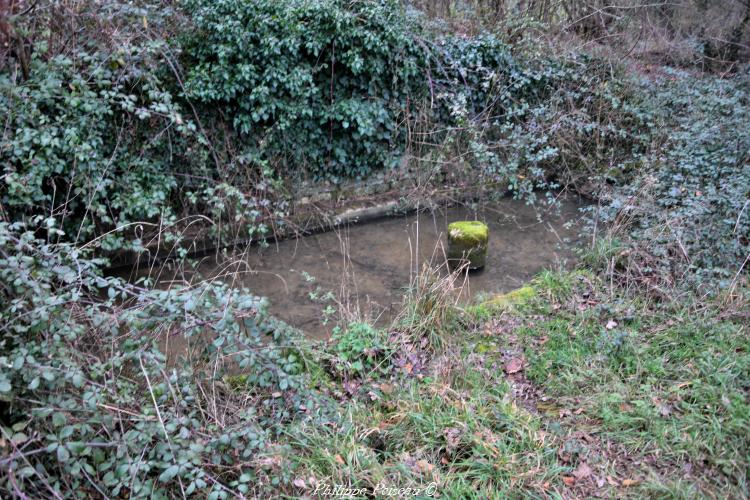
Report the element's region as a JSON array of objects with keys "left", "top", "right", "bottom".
[{"left": 483, "top": 285, "right": 536, "bottom": 310}]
